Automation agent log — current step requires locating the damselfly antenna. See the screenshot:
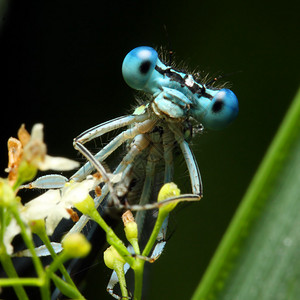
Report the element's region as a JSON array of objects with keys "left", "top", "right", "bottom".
[
  {"left": 207, "top": 70, "right": 242, "bottom": 86},
  {"left": 163, "top": 24, "right": 174, "bottom": 66}
]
